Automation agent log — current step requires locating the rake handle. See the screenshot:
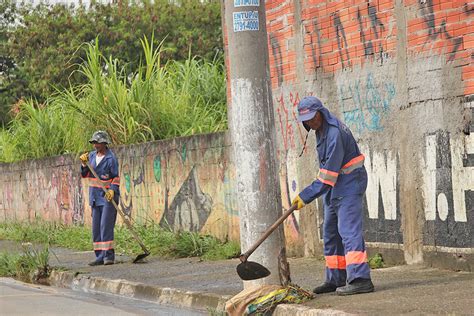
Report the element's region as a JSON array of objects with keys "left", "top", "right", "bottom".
[
  {"left": 85, "top": 161, "right": 149, "bottom": 254},
  {"left": 240, "top": 204, "right": 298, "bottom": 263}
]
